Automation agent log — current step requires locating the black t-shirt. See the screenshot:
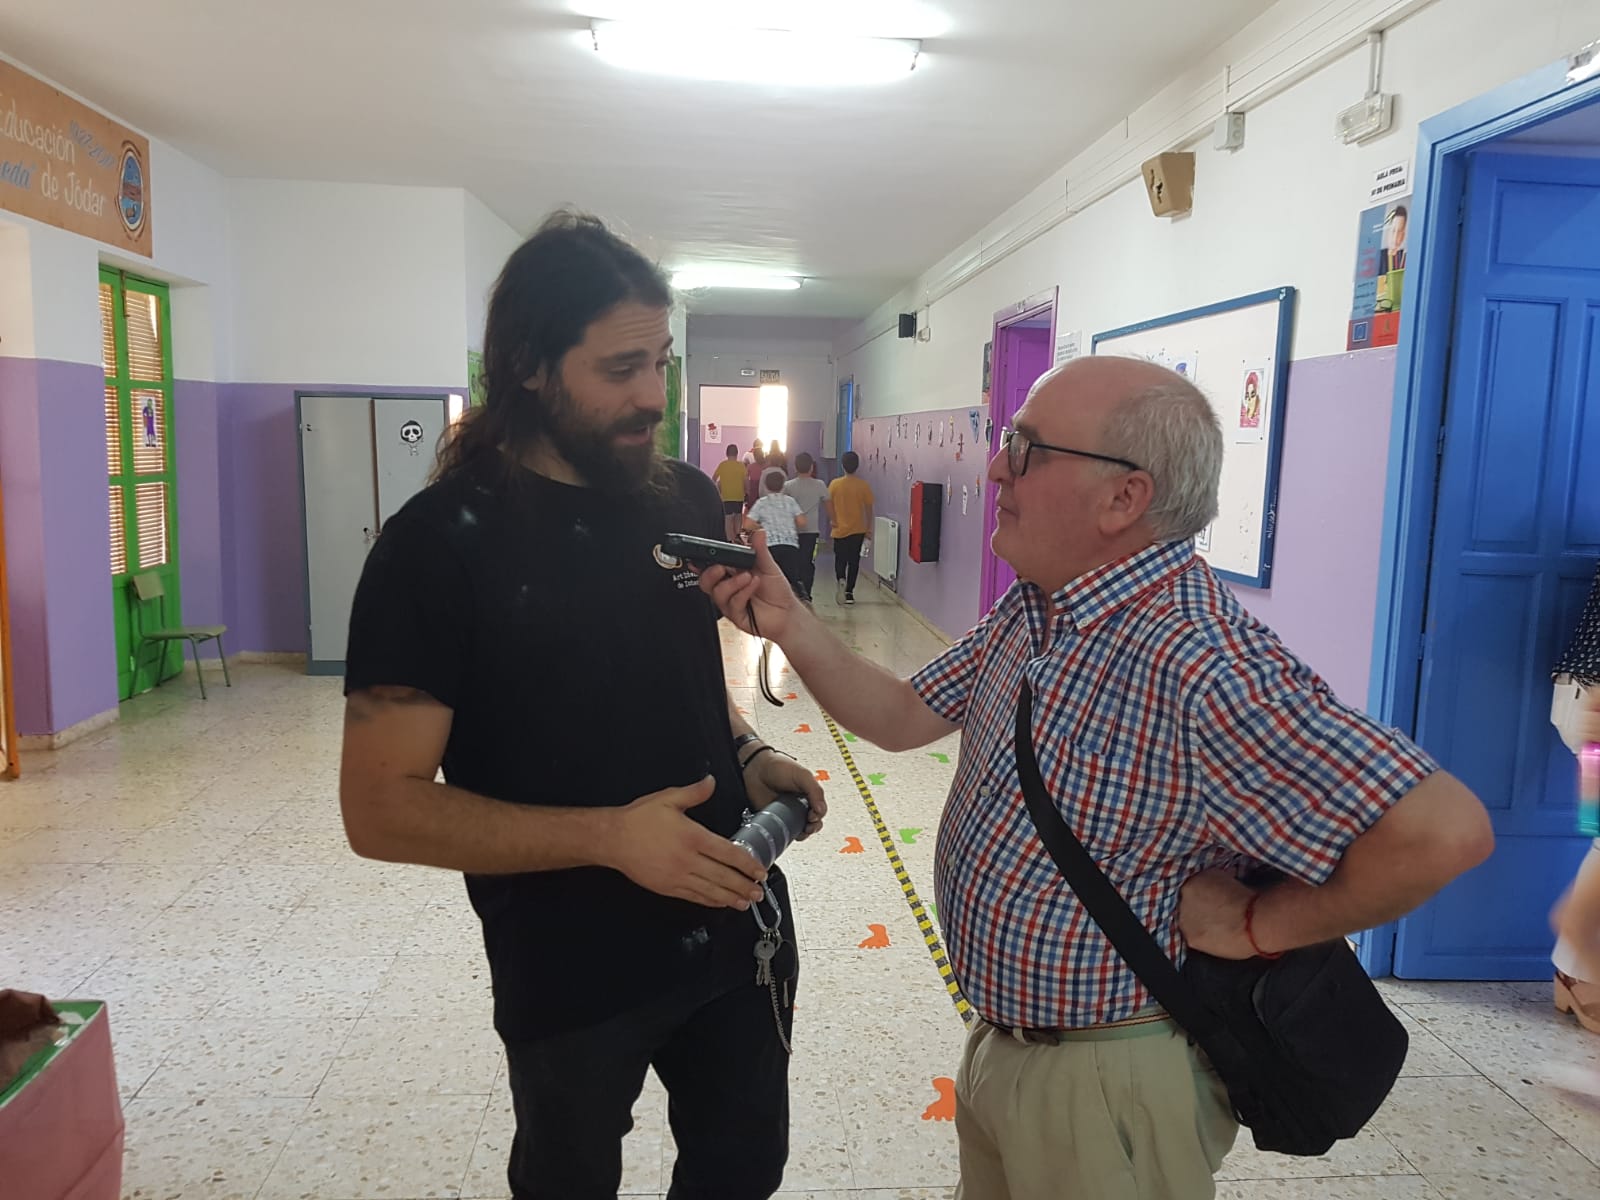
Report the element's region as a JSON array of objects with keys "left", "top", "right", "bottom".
[{"left": 344, "top": 457, "right": 763, "bottom": 1038}]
